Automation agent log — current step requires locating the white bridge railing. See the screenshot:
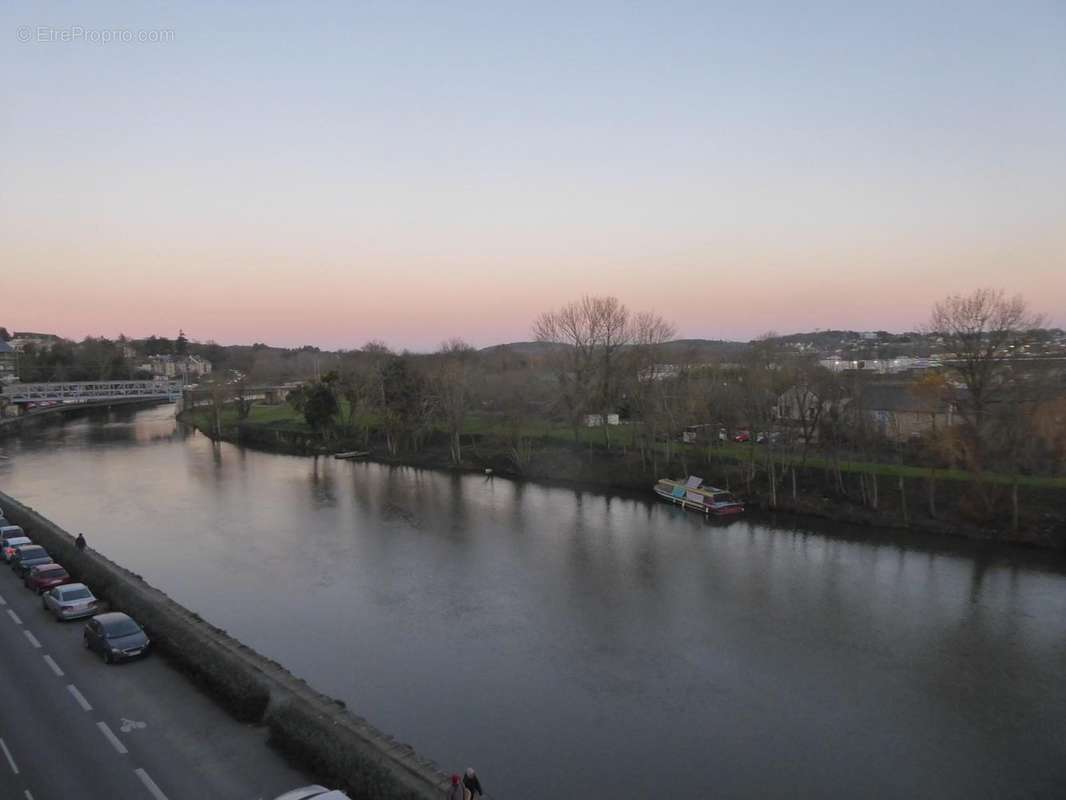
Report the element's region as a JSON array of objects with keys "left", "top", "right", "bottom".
[{"left": 2, "top": 381, "right": 183, "bottom": 404}]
